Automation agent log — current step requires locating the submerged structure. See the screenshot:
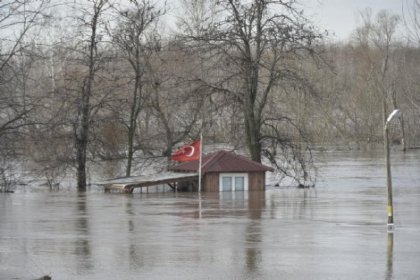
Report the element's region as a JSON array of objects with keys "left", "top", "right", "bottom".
[
  {"left": 170, "top": 150, "right": 273, "bottom": 192},
  {"left": 100, "top": 150, "right": 273, "bottom": 193}
]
